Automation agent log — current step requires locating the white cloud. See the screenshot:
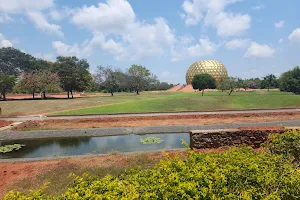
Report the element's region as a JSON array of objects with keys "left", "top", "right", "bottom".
[
  {"left": 278, "top": 38, "right": 283, "bottom": 44},
  {"left": 0, "top": 33, "right": 13, "bottom": 48},
  {"left": 244, "top": 42, "right": 275, "bottom": 58},
  {"left": 52, "top": 41, "right": 80, "bottom": 57},
  {"left": 179, "top": 34, "right": 194, "bottom": 45},
  {"left": 49, "top": 8, "right": 63, "bottom": 21},
  {"left": 33, "top": 53, "right": 55, "bottom": 61},
  {"left": 171, "top": 37, "right": 217, "bottom": 62},
  {"left": 71, "top": 0, "right": 135, "bottom": 34},
  {"left": 288, "top": 28, "right": 300, "bottom": 44},
  {"left": 225, "top": 38, "right": 250, "bottom": 50},
  {"left": 187, "top": 38, "right": 217, "bottom": 56},
  {"left": 27, "top": 11, "right": 64, "bottom": 37},
  {"left": 181, "top": 0, "right": 251, "bottom": 37},
  {"left": 0, "top": 0, "right": 63, "bottom": 37},
  {"left": 0, "top": 0, "right": 53, "bottom": 13},
  {"left": 71, "top": 0, "right": 176, "bottom": 60},
  {"left": 0, "top": 14, "right": 13, "bottom": 23},
  {"left": 274, "top": 20, "right": 285, "bottom": 29},
  {"left": 212, "top": 12, "right": 251, "bottom": 37}
]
